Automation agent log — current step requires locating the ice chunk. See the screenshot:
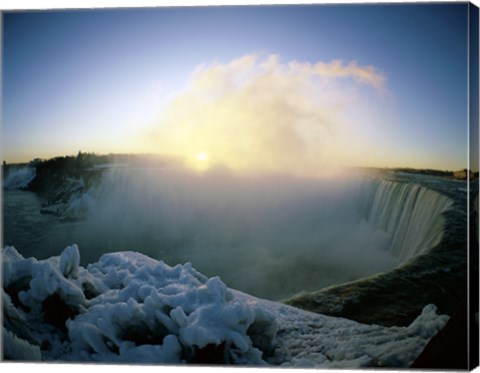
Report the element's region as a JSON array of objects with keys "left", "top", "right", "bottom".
[
  {"left": 247, "top": 306, "right": 278, "bottom": 354},
  {"left": 59, "top": 250, "right": 277, "bottom": 363},
  {"left": 2, "top": 327, "right": 41, "bottom": 361},
  {"left": 406, "top": 304, "right": 449, "bottom": 338},
  {"left": 2, "top": 246, "right": 35, "bottom": 287},
  {"left": 59, "top": 245, "right": 80, "bottom": 279}
]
